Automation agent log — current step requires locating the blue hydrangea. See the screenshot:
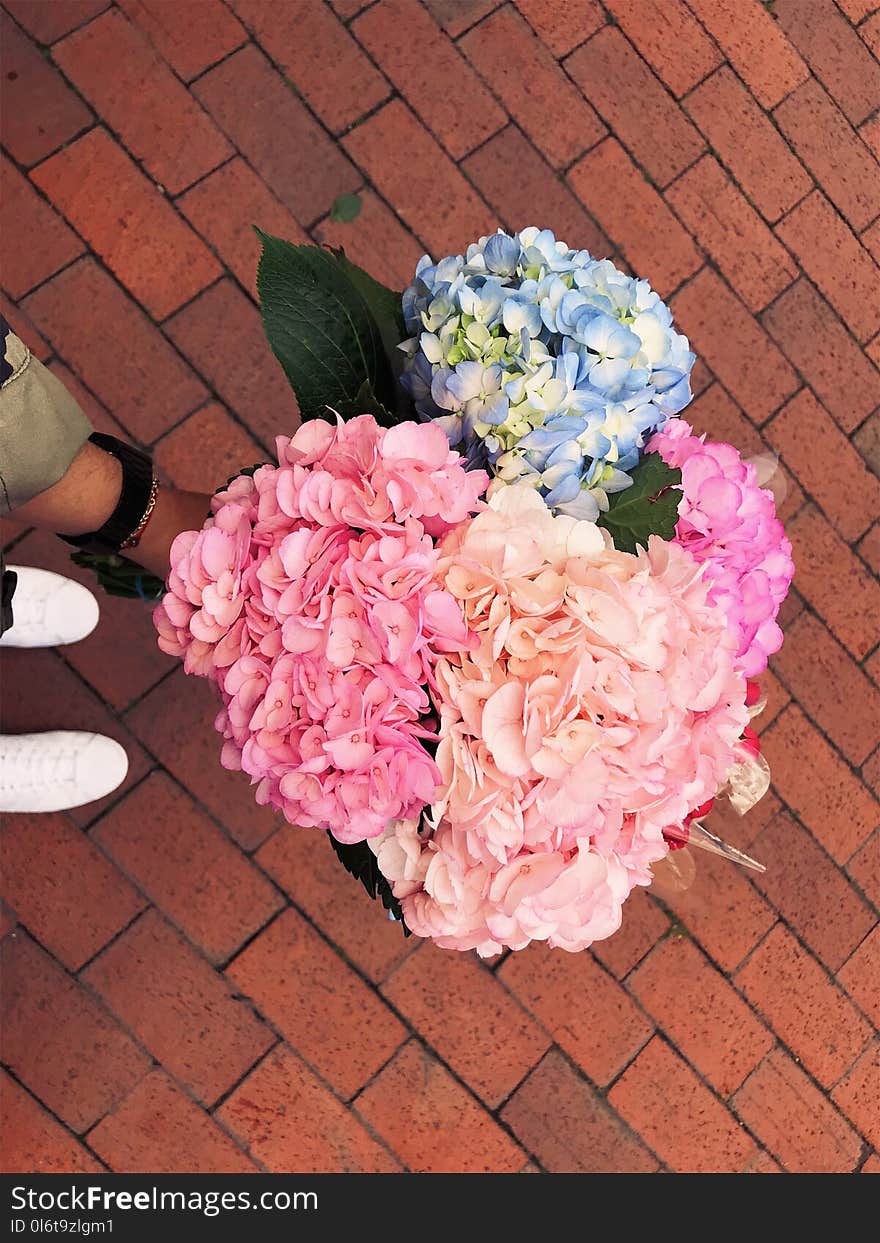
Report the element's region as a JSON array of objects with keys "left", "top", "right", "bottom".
[{"left": 399, "top": 227, "right": 695, "bottom": 519}]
